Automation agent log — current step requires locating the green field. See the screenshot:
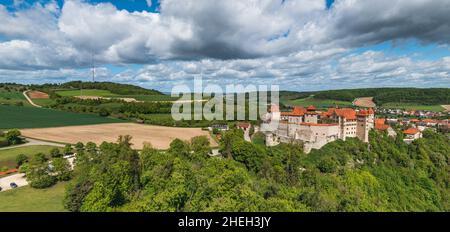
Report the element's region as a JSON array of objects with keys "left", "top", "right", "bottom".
[
  {"left": 381, "top": 102, "right": 445, "bottom": 112},
  {"left": 112, "top": 94, "right": 179, "bottom": 102},
  {"left": 56, "top": 89, "right": 117, "bottom": 97},
  {"left": 0, "top": 182, "right": 67, "bottom": 212},
  {"left": 31, "top": 98, "right": 56, "bottom": 107},
  {"left": 0, "top": 105, "right": 124, "bottom": 129},
  {"left": 284, "top": 95, "right": 353, "bottom": 108},
  {"left": 0, "top": 145, "right": 61, "bottom": 169}
]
